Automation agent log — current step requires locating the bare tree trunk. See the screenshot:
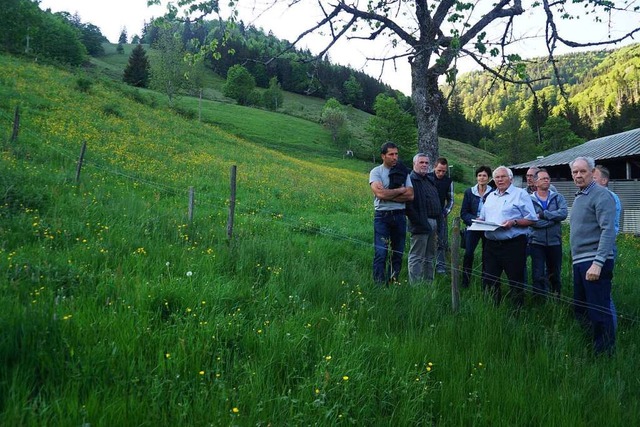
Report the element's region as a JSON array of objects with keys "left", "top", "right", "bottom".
[{"left": 411, "top": 57, "right": 444, "bottom": 163}]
